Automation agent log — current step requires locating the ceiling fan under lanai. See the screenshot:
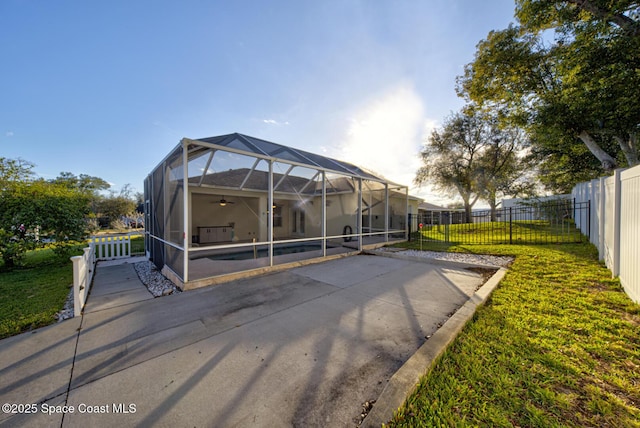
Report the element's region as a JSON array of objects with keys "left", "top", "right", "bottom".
[{"left": 217, "top": 196, "right": 235, "bottom": 206}]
